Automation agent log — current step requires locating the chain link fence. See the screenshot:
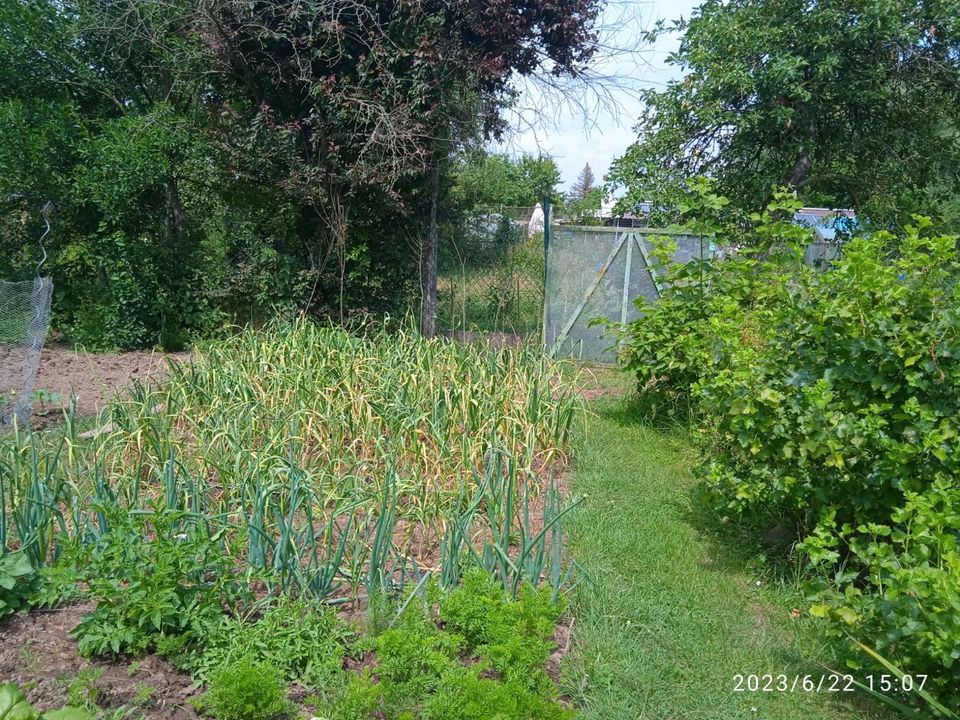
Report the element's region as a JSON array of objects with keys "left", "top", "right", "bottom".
[{"left": 437, "top": 206, "right": 545, "bottom": 339}]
